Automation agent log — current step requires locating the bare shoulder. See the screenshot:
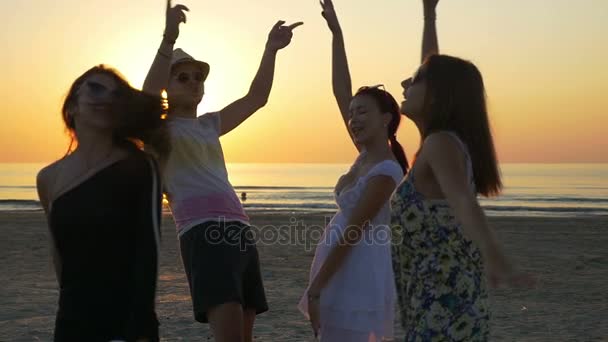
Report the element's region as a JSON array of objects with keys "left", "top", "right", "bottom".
[
  {"left": 37, "top": 160, "right": 63, "bottom": 187},
  {"left": 36, "top": 159, "right": 65, "bottom": 210},
  {"left": 421, "top": 132, "right": 463, "bottom": 161},
  {"left": 423, "top": 131, "right": 459, "bottom": 149}
]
